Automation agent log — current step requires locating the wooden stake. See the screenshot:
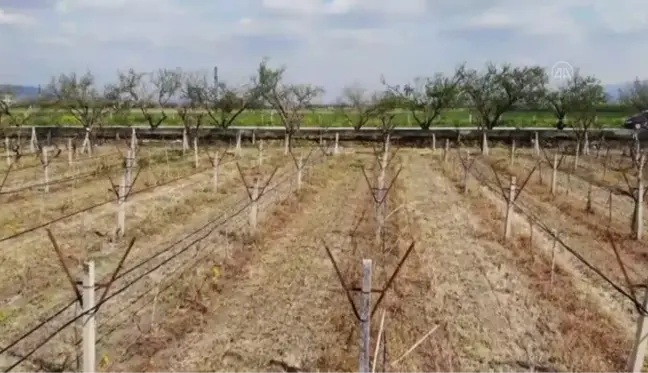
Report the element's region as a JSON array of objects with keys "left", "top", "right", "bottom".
[
  {"left": 130, "top": 128, "right": 137, "bottom": 167},
  {"left": 360, "top": 259, "right": 372, "bottom": 373},
  {"left": 82, "top": 130, "right": 91, "bottom": 156},
  {"left": 182, "top": 128, "right": 189, "bottom": 155},
  {"left": 504, "top": 175, "right": 516, "bottom": 240},
  {"left": 67, "top": 138, "right": 73, "bottom": 166},
  {"left": 42, "top": 147, "right": 49, "bottom": 193},
  {"left": 586, "top": 180, "right": 594, "bottom": 213},
  {"left": 249, "top": 178, "right": 259, "bottom": 235},
  {"left": 550, "top": 229, "right": 558, "bottom": 287},
  {"left": 534, "top": 131, "right": 540, "bottom": 155},
  {"left": 334, "top": 133, "right": 339, "bottom": 155},
  {"left": 431, "top": 133, "right": 436, "bottom": 152},
  {"left": 634, "top": 154, "right": 645, "bottom": 240},
  {"left": 74, "top": 302, "right": 82, "bottom": 372},
  {"left": 284, "top": 133, "right": 289, "bottom": 155},
  {"left": 297, "top": 154, "right": 303, "bottom": 191},
  {"left": 82, "top": 261, "right": 96, "bottom": 373},
  {"left": 117, "top": 174, "right": 126, "bottom": 237},
  {"left": 258, "top": 140, "right": 264, "bottom": 167},
  {"left": 164, "top": 146, "right": 170, "bottom": 177},
  {"left": 628, "top": 287, "right": 648, "bottom": 372},
  {"left": 193, "top": 137, "right": 199, "bottom": 169},
  {"left": 372, "top": 311, "right": 386, "bottom": 373},
  {"left": 30, "top": 126, "right": 36, "bottom": 153},
  {"left": 213, "top": 152, "right": 220, "bottom": 191},
  {"left": 608, "top": 190, "right": 613, "bottom": 227},
  {"left": 481, "top": 130, "right": 489, "bottom": 155},
  {"left": 130, "top": 128, "right": 137, "bottom": 152},
  {"left": 5, "top": 137, "right": 10, "bottom": 166},
  {"left": 236, "top": 131, "right": 242, "bottom": 155},
  {"left": 551, "top": 154, "right": 558, "bottom": 195},
  {"left": 509, "top": 139, "right": 516, "bottom": 165},
  {"left": 463, "top": 153, "right": 470, "bottom": 195},
  {"left": 252, "top": 130, "right": 256, "bottom": 145},
  {"left": 603, "top": 148, "right": 610, "bottom": 180},
  {"left": 443, "top": 139, "right": 449, "bottom": 163},
  {"left": 126, "top": 149, "right": 133, "bottom": 189}
]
